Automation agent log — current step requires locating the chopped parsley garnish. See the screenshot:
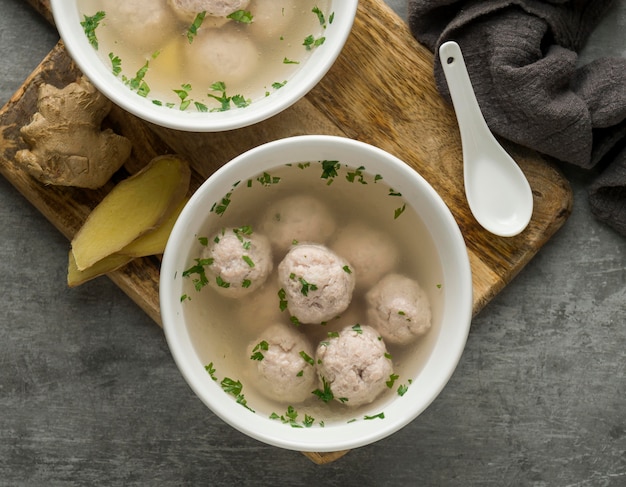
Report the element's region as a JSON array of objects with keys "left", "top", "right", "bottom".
[
  {"left": 327, "top": 331, "right": 340, "bottom": 338},
  {"left": 386, "top": 373, "right": 399, "bottom": 388},
  {"left": 283, "top": 57, "right": 300, "bottom": 64},
  {"left": 303, "top": 34, "right": 326, "bottom": 50},
  {"left": 241, "top": 279, "right": 252, "bottom": 288},
  {"left": 394, "top": 204, "right": 407, "bottom": 219},
  {"left": 173, "top": 83, "right": 193, "bottom": 111},
  {"left": 342, "top": 265, "right": 352, "bottom": 274},
  {"left": 312, "top": 6, "right": 325, "bottom": 25},
  {"left": 271, "top": 80, "right": 287, "bottom": 90},
  {"left": 250, "top": 340, "right": 269, "bottom": 361},
  {"left": 108, "top": 52, "right": 122, "bottom": 76},
  {"left": 182, "top": 257, "right": 214, "bottom": 291},
  {"left": 397, "top": 384, "right": 409, "bottom": 396},
  {"left": 269, "top": 406, "right": 316, "bottom": 428},
  {"left": 186, "top": 11, "right": 206, "bottom": 43},
  {"left": 207, "top": 81, "right": 250, "bottom": 111},
  {"left": 320, "top": 160, "right": 340, "bottom": 183},
  {"left": 277, "top": 288, "right": 288, "bottom": 312},
  {"left": 297, "top": 277, "right": 318, "bottom": 296},
  {"left": 257, "top": 172, "right": 281, "bottom": 186},
  {"left": 242, "top": 255, "right": 255, "bottom": 268},
  {"left": 204, "top": 362, "right": 217, "bottom": 381},
  {"left": 198, "top": 237, "right": 209, "bottom": 246},
  {"left": 220, "top": 377, "right": 254, "bottom": 412},
  {"left": 212, "top": 191, "right": 232, "bottom": 215},
  {"left": 215, "top": 276, "right": 230, "bottom": 288},
  {"left": 312, "top": 377, "right": 334, "bottom": 403},
  {"left": 364, "top": 412, "right": 385, "bottom": 420},
  {"left": 351, "top": 324, "right": 363, "bottom": 334},
  {"left": 227, "top": 10, "right": 253, "bottom": 23},
  {"left": 299, "top": 351, "right": 315, "bottom": 366},
  {"left": 81, "top": 11, "right": 105, "bottom": 49},
  {"left": 346, "top": 166, "right": 367, "bottom": 184}
]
